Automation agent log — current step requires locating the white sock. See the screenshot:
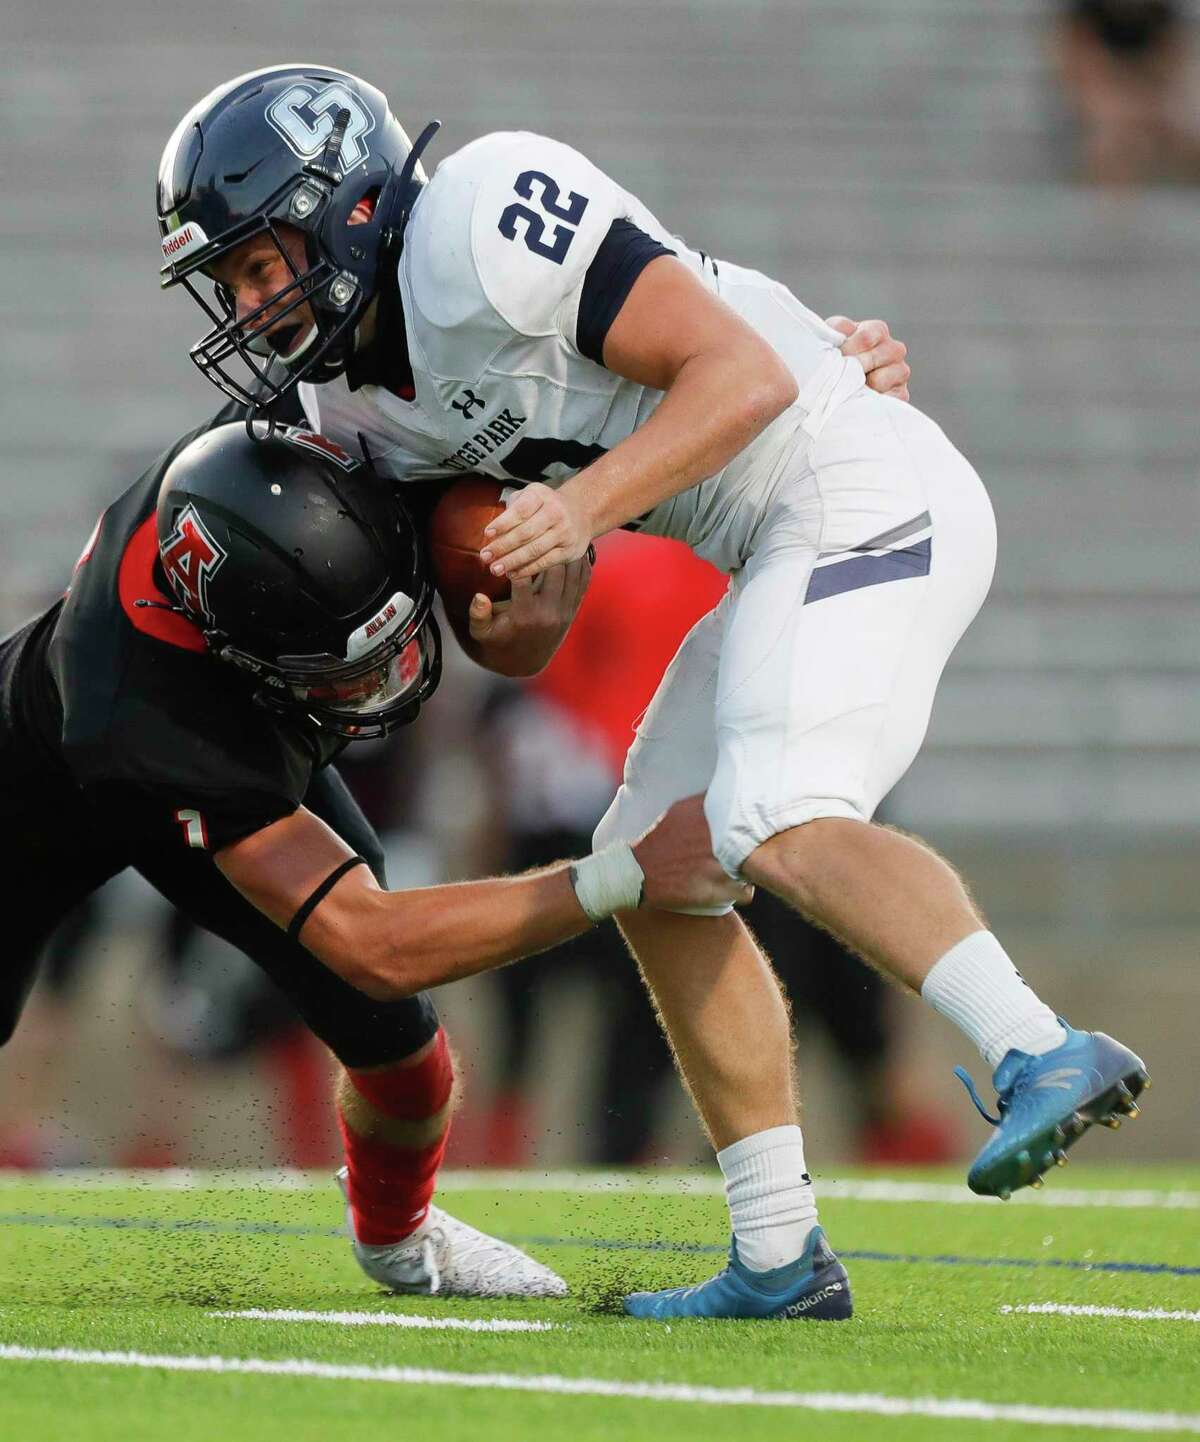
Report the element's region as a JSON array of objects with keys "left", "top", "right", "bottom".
[
  {"left": 717, "top": 1124, "right": 818, "bottom": 1272},
  {"left": 921, "top": 930, "right": 1067, "bottom": 1071}
]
